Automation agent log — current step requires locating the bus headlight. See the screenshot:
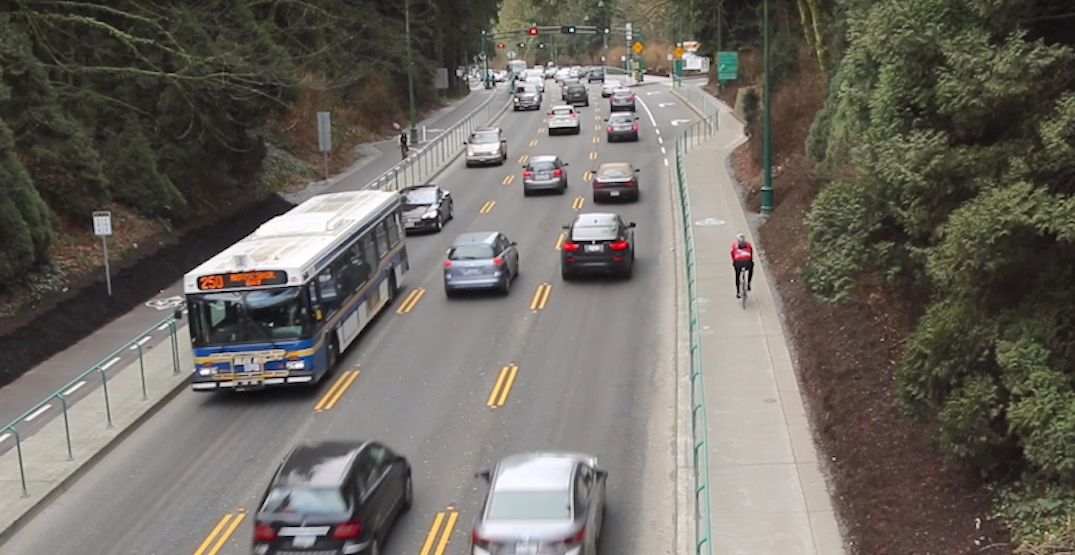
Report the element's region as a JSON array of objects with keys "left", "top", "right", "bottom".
[
  {"left": 286, "top": 360, "right": 307, "bottom": 370},
  {"left": 197, "top": 367, "right": 217, "bottom": 376}
]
